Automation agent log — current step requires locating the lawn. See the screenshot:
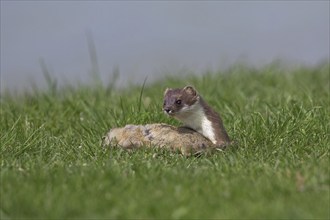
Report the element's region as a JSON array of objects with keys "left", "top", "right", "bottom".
[{"left": 0, "top": 63, "right": 329, "bottom": 219}]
